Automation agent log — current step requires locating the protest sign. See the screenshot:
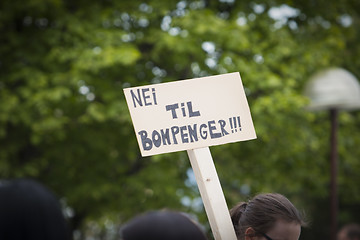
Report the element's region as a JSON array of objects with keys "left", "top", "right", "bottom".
[
  {"left": 123, "top": 72, "right": 256, "bottom": 157},
  {"left": 124, "top": 72, "right": 256, "bottom": 240}
]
